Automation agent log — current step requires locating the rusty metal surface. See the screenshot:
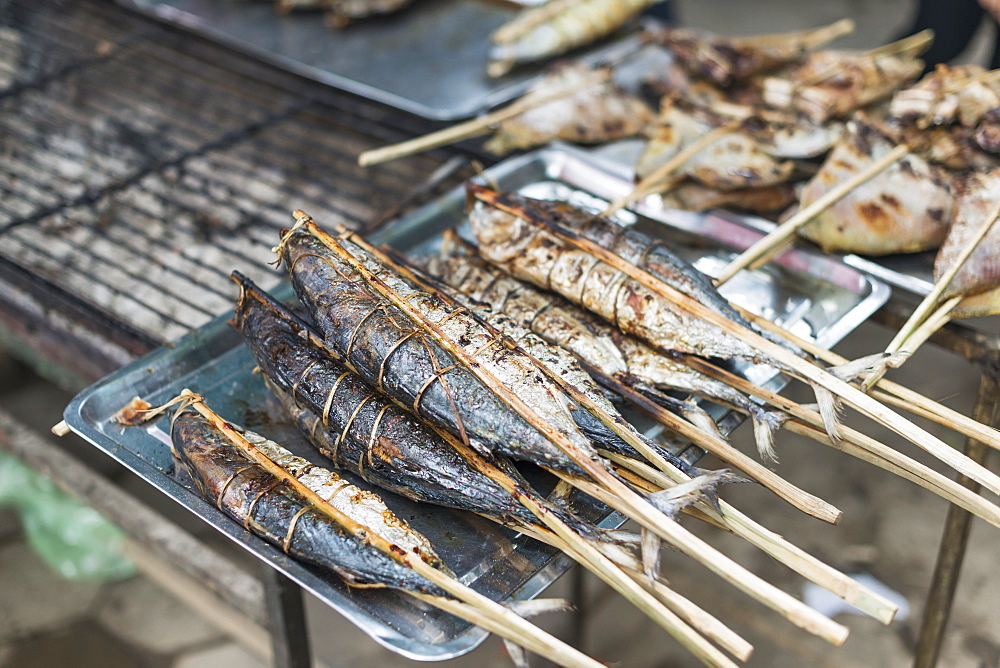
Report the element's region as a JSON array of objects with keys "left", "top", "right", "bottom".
[{"left": 0, "top": 0, "right": 474, "bottom": 384}]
